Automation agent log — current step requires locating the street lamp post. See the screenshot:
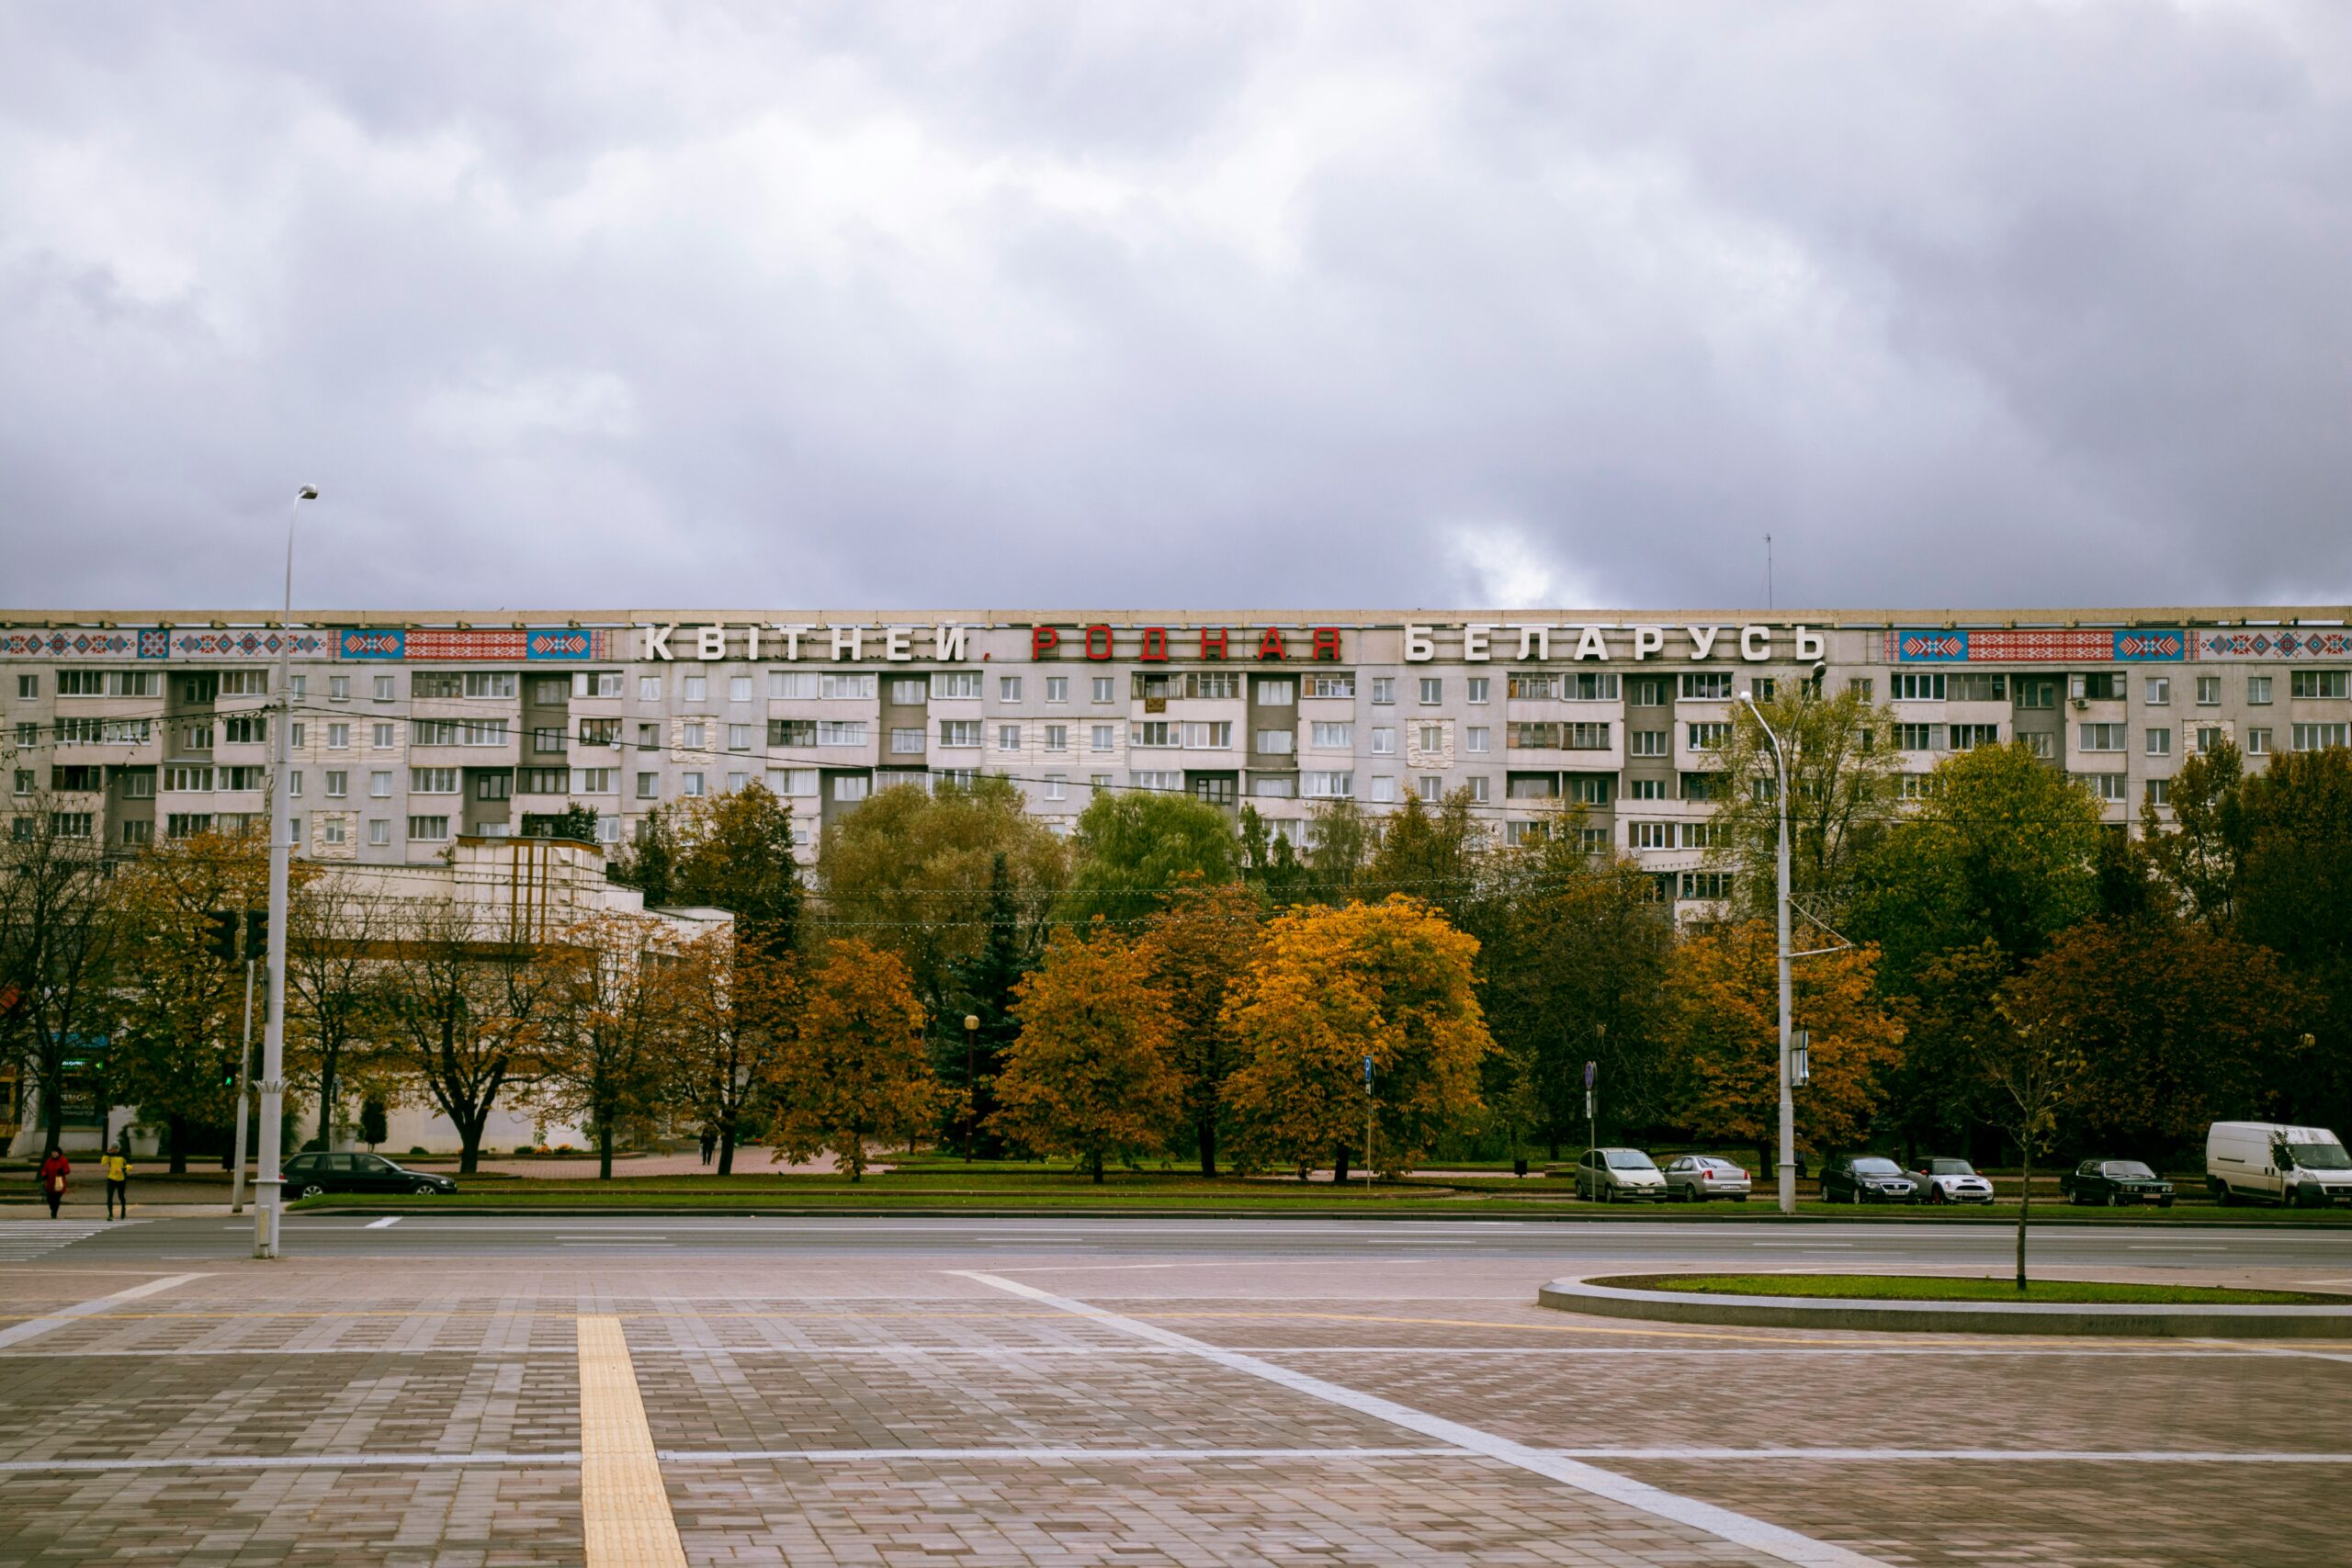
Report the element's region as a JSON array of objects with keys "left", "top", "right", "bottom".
[
  {"left": 256, "top": 484, "right": 318, "bottom": 1259},
  {"left": 963, "top": 1014, "right": 979, "bottom": 1162},
  {"left": 1736, "top": 690, "right": 1797, "bottom": 1215}
]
